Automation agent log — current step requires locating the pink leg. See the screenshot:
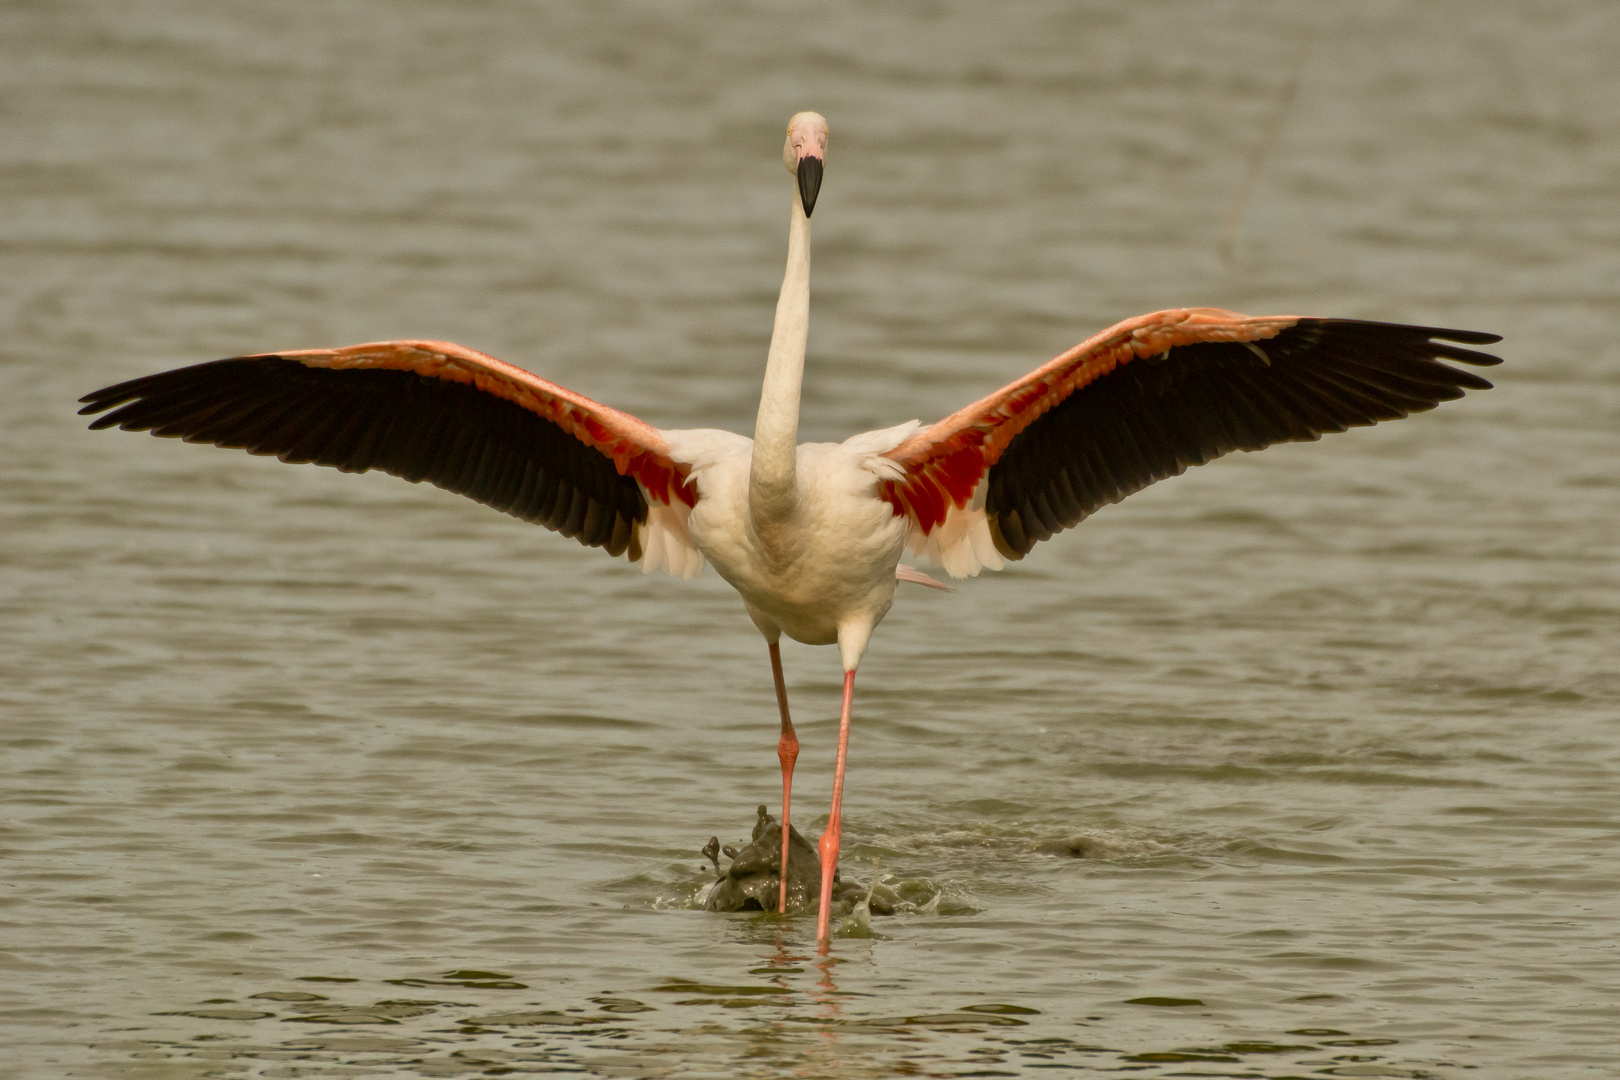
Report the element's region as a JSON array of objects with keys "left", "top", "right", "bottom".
[
  {"left": 770, "top": 642, "right": 798, "bottom": 916},
  {"left": 816, "top": 669, "right": 856, "bottom": 948}
]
